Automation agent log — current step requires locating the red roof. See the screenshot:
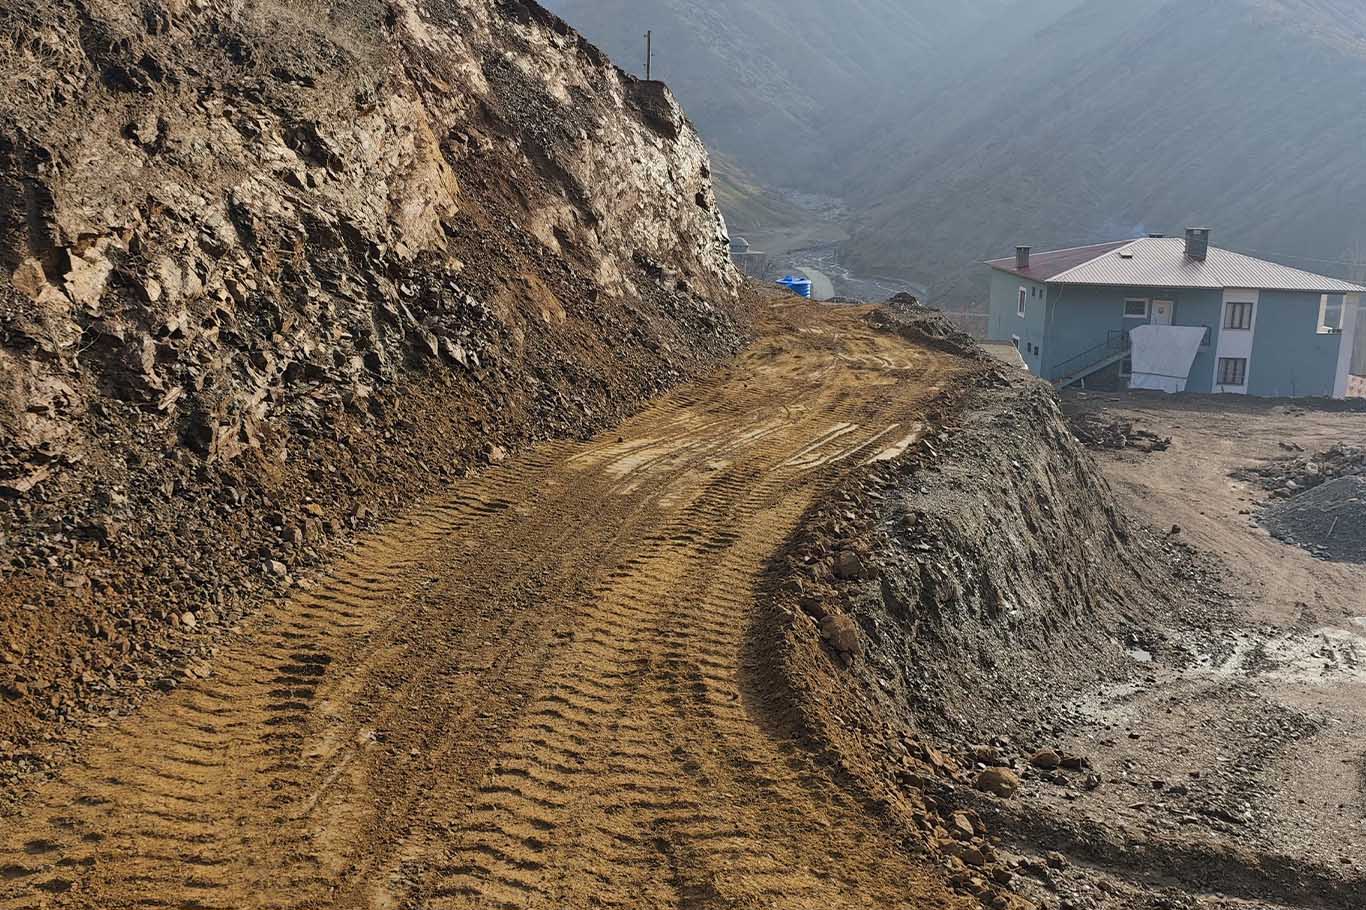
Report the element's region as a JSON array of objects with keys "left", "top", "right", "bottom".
[{"left": 987, "top": 241, "right": 1134, "bottom": 281}]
